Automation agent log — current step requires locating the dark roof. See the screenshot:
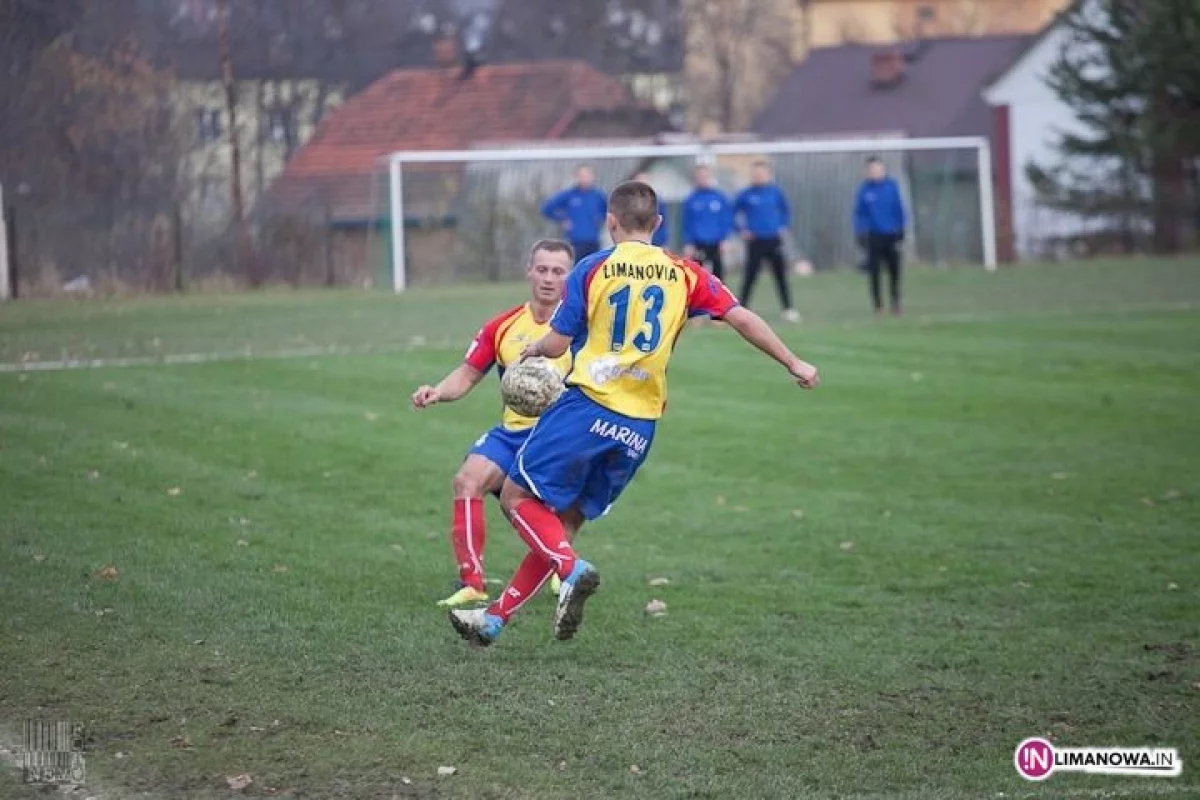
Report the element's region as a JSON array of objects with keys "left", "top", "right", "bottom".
[
  {"left": 754, "top": 35, "right": 1034, "bottom": 139},
  {"left": 269, "top": 60, "right": 666, "bottom": 219}
]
